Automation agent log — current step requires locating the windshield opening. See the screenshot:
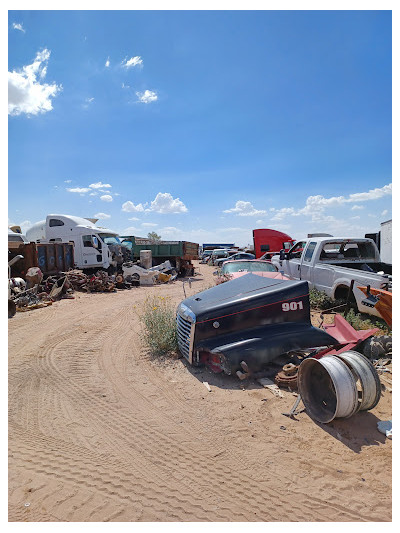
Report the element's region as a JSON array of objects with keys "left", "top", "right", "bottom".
[
  {"left": 99, "top": 233, "right": 121, "bottom": 245},
  {"left": 222, "top": 261, "right": 277, "bottom": 274}
]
